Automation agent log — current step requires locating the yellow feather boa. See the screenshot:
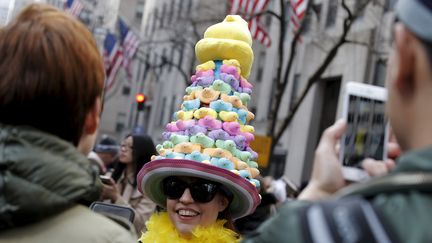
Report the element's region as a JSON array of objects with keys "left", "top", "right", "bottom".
[{"left": 139, "top": 212, "right": 239, "bottom": 243}]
